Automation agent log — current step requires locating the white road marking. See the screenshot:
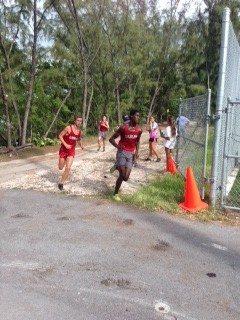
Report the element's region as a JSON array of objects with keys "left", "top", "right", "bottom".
[
  {"left": 1, "top": 260, "right": 47, "bottom": 270},
  {"left": 202, "top": 242, "right": 228, "bottom": 251},
  {"left": 211, "top": 243, "right": 228, "bottom": 251}
]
